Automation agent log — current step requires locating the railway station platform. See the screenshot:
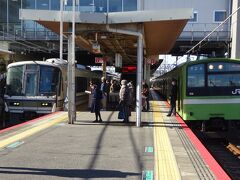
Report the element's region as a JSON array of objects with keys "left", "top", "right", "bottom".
[{"left": 0, "top": 91, "right": 230, "bottom": 180}]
